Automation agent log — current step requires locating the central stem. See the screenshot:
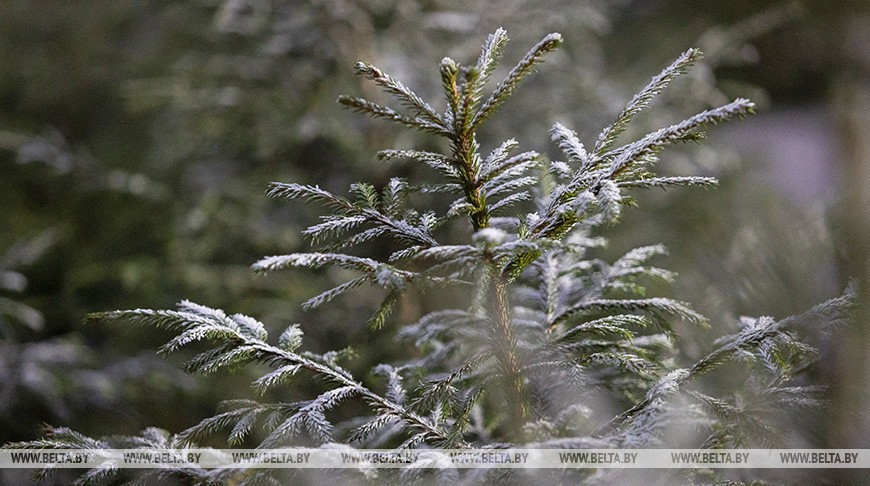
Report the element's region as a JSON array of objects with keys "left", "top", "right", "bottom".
[
  {"left": 456, "top": 135, "right": 489, "bottom": 232},
  {"left": 454, "top": 130, "right": 528, "bottom": 438},
  {"left": 486, "top": 269, "right": 529, "bottom": 437}
]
